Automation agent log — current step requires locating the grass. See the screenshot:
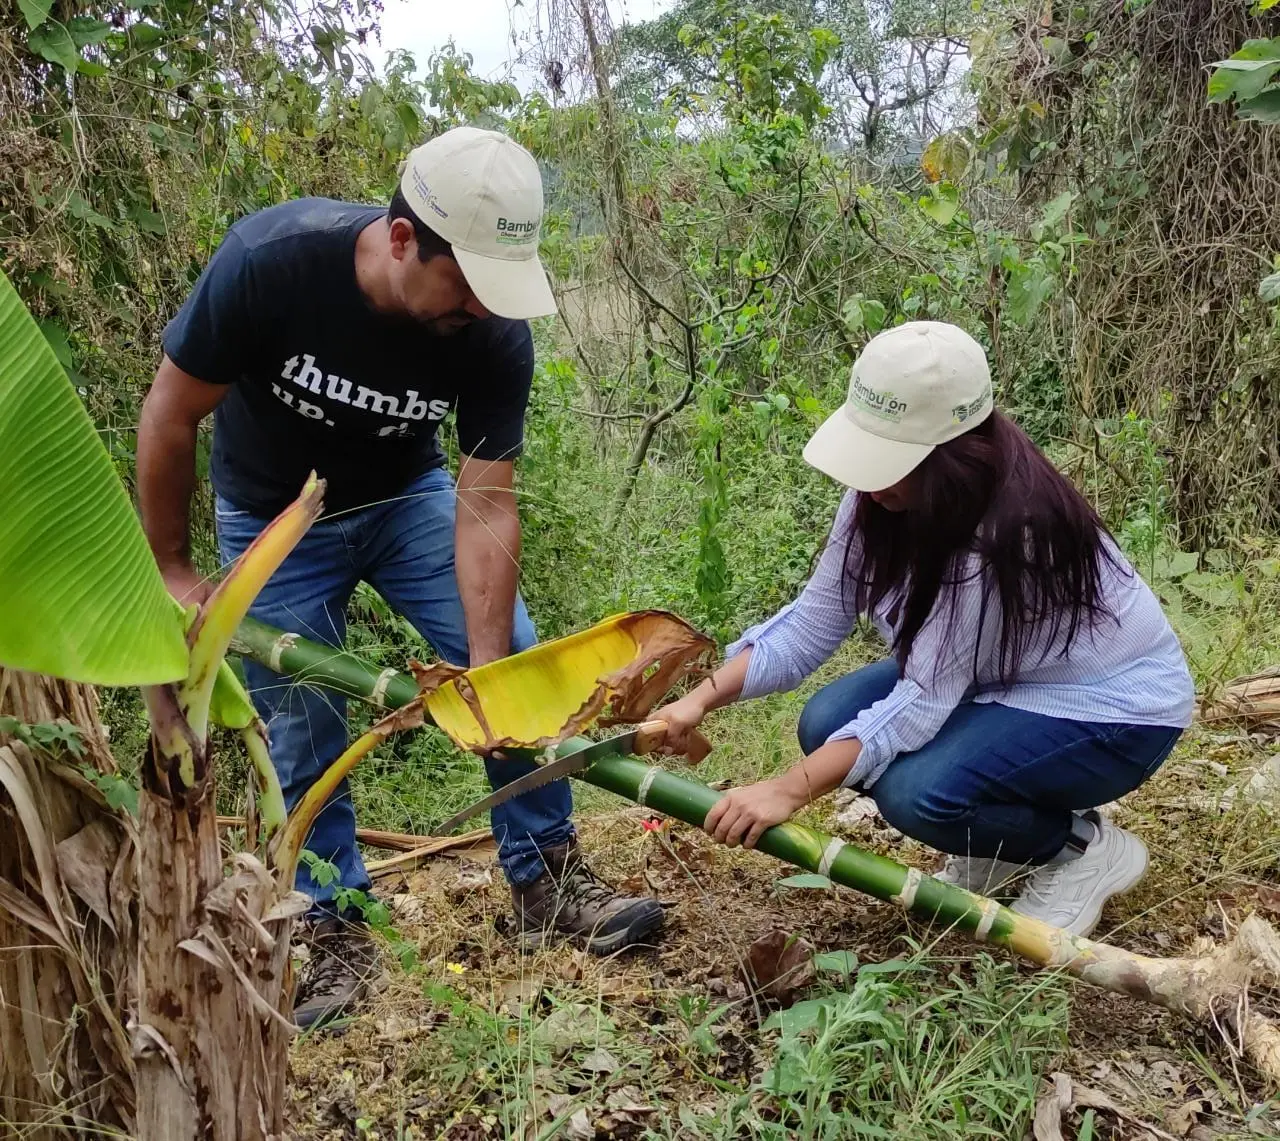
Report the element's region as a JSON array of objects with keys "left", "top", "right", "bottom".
[
  {"left": 276, "top": 590, "right": 1280, "bottom": 1139},
  {"left": 286, "top": 806, "right": 1074, "bottom": 1140},
  {"left": 673, "top": 955, "right": 1069, "bottom": 1140}
]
